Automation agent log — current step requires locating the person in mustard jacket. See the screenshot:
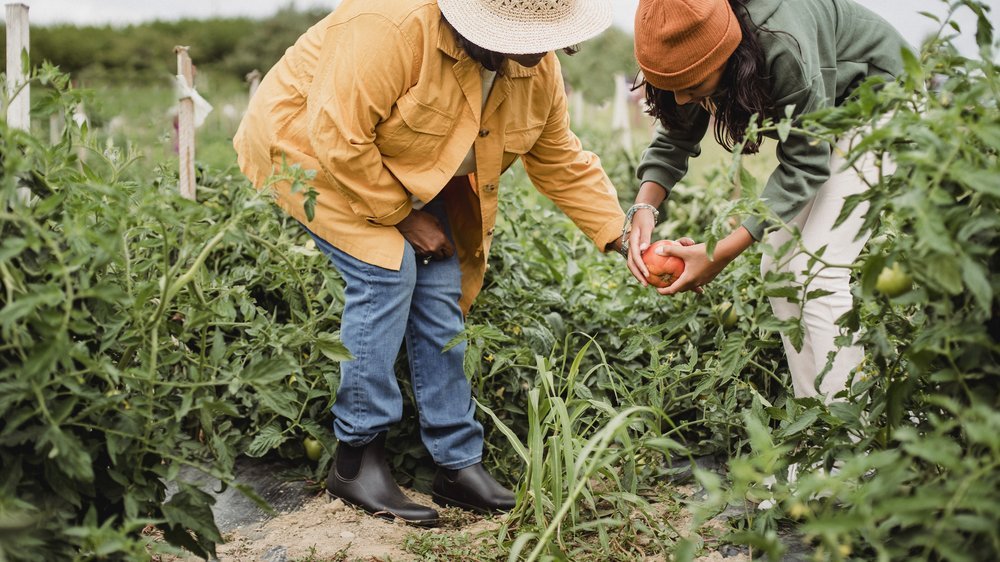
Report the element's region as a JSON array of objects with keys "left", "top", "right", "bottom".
[
  {"left": 623, "top": 0, "right": 907, "bottom": 403},
  {"left": 234, "top": 0, "right": 629, "bottom": 526}
]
